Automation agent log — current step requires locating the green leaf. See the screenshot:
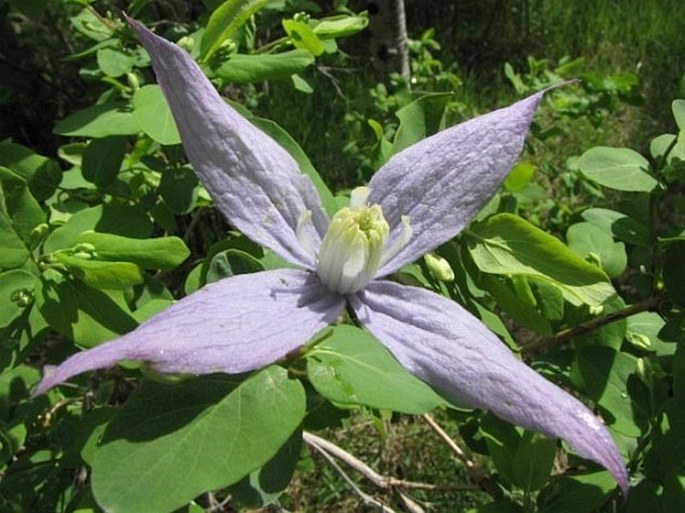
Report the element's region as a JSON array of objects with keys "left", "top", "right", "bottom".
[
  {"left": 159, "top": 166, "right": 199, "bottom": 214},
  {"left": 306, "top": 325, "right": 445, "bottom": 414},
  {"left": 96, "top": 47, "right": 134, "bottom": 77},
  {"left": 480, "top": 413, "right": 520, "bottom": 486},
  {"left": 54, "top": 103, "right": 140, "bottom": 138},
  {"left": 574, "top": 146, "right": 658, "bottom": 192},
  {"left": 512, "top": 431, "right": 557, "bottom": 492},
  {"left": 290, "top": 73, "right": 313, "bottom": 93},
  {"left": 0, "top": 270, "right": 37, "bottom": 328},
  {"left": 91, "top": 368, "right": 305, "bottom": 513},
  {"left": 81, "top": 136, "right": 128, "bottom": 186},
  {"left": 570, "top": 295, "right": 627, "bottom": 350},
  {"left": 572, "top": 346, "right": 643, "bottom": 438},
  {"left": 663, "top": 240, "right": 685, "bottom": 306},
  {"left": 367, "top": 118, "right": 393, "bottom": 168},
  {"left": 0, "top": 141, "right": 61, "bottom": 201},
  {"left": 75, "top": 232, "right": 190, "bottom": 271},
  {"left": 250, "top": 115, "right": 337, "bottom": 217},
  {"left": 580, "top": 207, "right": 648, "bottom": 246},
  {"left": 70, "top": 7, "right": 114, "bottom": 42},
  {"left": 673, "top": 99, "right": 685, "bottom": 130},
  {"left": 8, "top": 0, "right": 48, "bottom": 19},
  {"left": 133, "top": 85, "right": 182, "bottom": 145},
  {"left": 211, "top": 50, "right": 315, "bottom": 83},
  {"left": 504, "top": 162, "right": 536, "bottom": 192},
  {"left": 228, "top": 431, "right": 301, "bottom": 508},
  {"left": 0, "top": 166, "right": 45, "bottom": 242},
  {"left": 312, "top": 14, "right": 368, "bottom": 38},
  {"left": 537, "top": 471, "right": 615, "bottom": 513},
  {"left": 53, "top": 253, "right": 143, "bottom": 290},
  {"left": 206, "top": 249, "right": 263, "bottom": 283},
  {"left": 57, "top": 142, "right": 86, "bottom": 167},
  {"left": 44, "top": 204, "right": 152, "bottom": 254},
  {"left": 469, "top": 501, "right": 524, "bottom": 513},
  {"left": 481, "top": 275, "right": 553, "bottom": 335},
  {"left": 201, "top": 0, "right": 268, "bottom": 59},
  {"left": 36, "top": 271, "right": 137, "bottom": 348},
  {"left": 392, "top": 93, "right": 452, "bottom": 154},
  {"left": 283, "top": 19, "right": 325, "bottom": 56},
  {"left": 466, "top": 214, "right": 616, "bottom": 306},
  {"left": 626, "top": 312, "right": 666, "bottom": 351},
  {"left": 566, "top": 222, "right": 627, "bottom": 278},
  {"left": 0, "top": 210, "right": 29, "bottom": 269}
]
